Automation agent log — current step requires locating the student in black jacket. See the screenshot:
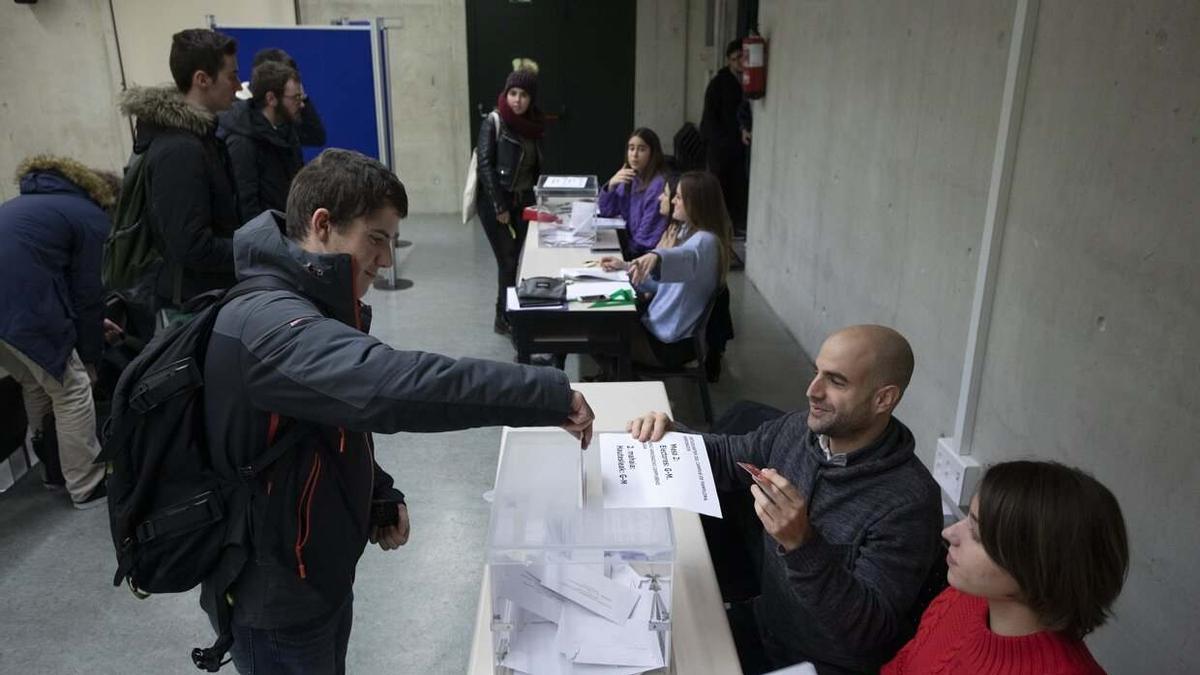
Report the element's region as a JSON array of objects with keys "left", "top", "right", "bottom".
[
  {"left": 701, "top": 39, "right": 749, "bottom": 233},
  {"left": 475, "top": 67, "right": 544, "bottom": 335},
  {"left": 220, "top": 61, "right": 306, "bottom": 219},
  {"left": 201, "top": 149, "right": 594, "bottom": 674},
  {"left": 118, "top": 29, "right": 242, "bottom": 314}
]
